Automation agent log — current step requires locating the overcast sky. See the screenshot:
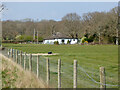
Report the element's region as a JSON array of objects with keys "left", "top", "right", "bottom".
[{"left": 2, "top": 2, "right": 118, "bottom": 21}]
